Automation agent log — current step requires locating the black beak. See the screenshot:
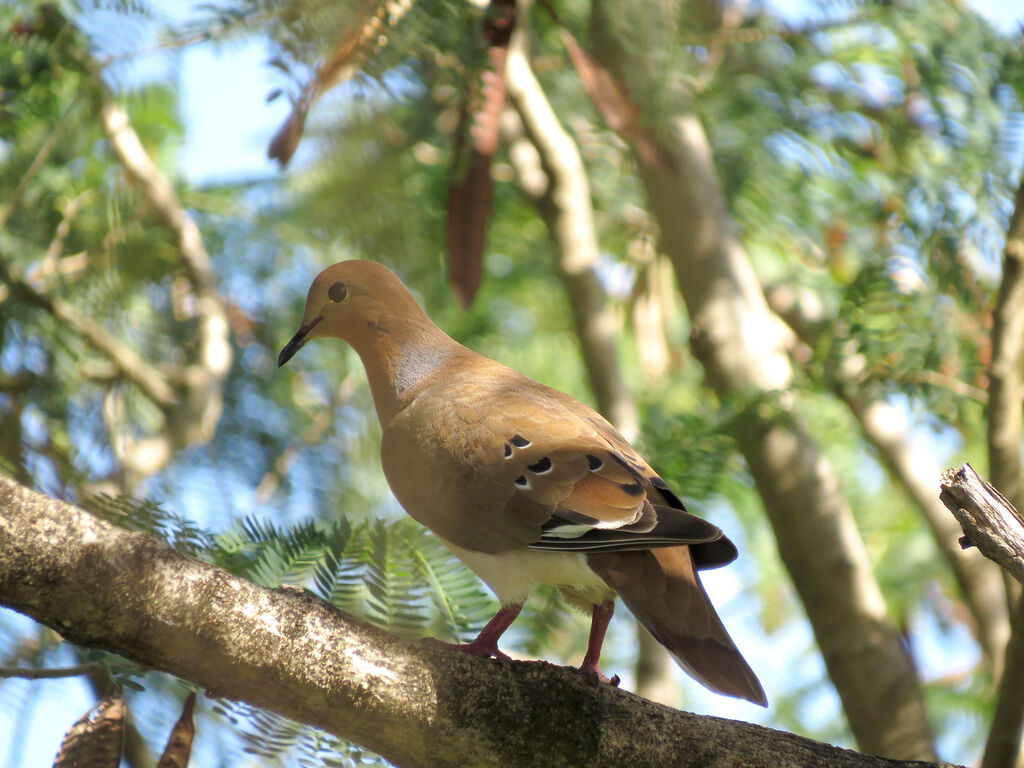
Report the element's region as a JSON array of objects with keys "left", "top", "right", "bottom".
[{"left": 277, "top": 316, "right": 322, "bottom": 367}]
